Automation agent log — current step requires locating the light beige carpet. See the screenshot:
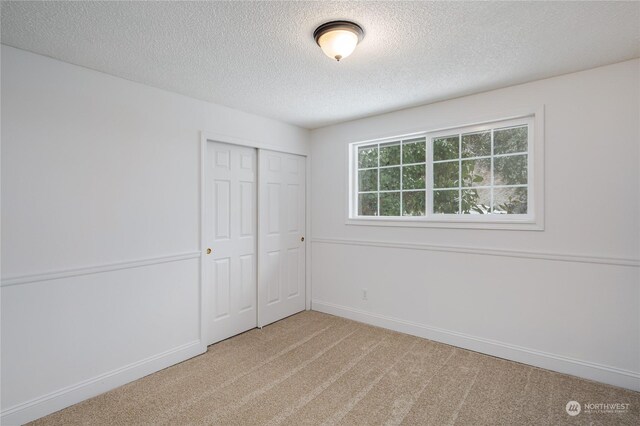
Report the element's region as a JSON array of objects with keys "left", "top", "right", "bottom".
[{"left": 30, "top": 311, "right": 638, "bottom": 426}]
